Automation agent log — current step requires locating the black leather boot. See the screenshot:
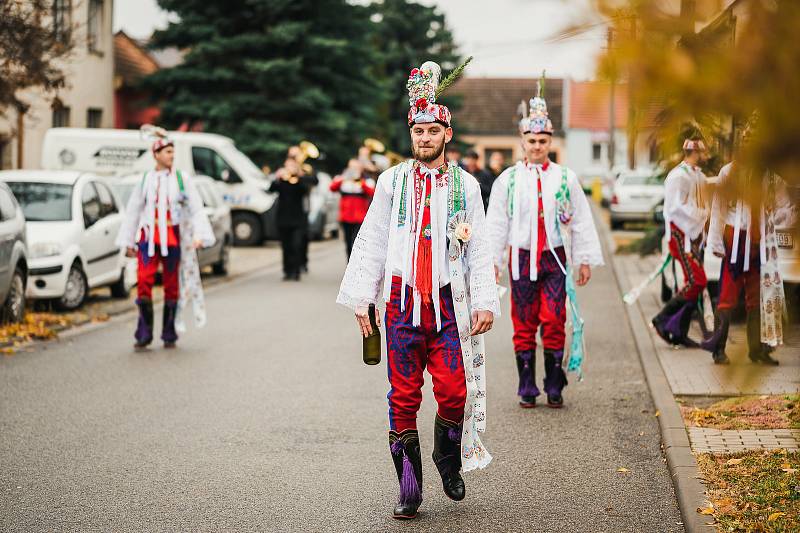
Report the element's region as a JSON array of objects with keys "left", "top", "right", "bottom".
[
  {"left": 389, "top": 430, "right": 422, "bottom": 519},
  {"left": 432, "top": 415, "right": 465, "bottom": 502},
  {"left": 134, "top": 299, "right": 154, "bottom": 349},
  {"left": 746, "top": 310, "right": 779, "bottom": 365}
]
